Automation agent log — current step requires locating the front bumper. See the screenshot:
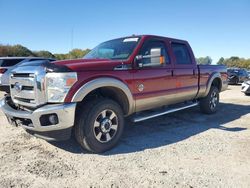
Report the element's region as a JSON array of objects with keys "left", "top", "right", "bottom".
[
  {"left": 241, "top": 82, "right": 250, "bottom": 94},
  {"left": 0, "top": 97, "right": 76, "bottom": 140}
]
